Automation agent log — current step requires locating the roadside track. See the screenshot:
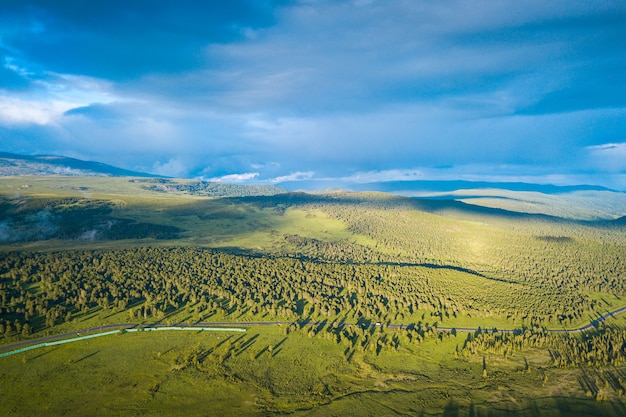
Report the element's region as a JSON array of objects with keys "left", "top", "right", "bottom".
[{"left": 2, "top": 305, "right": 626, "bottom": 357}]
